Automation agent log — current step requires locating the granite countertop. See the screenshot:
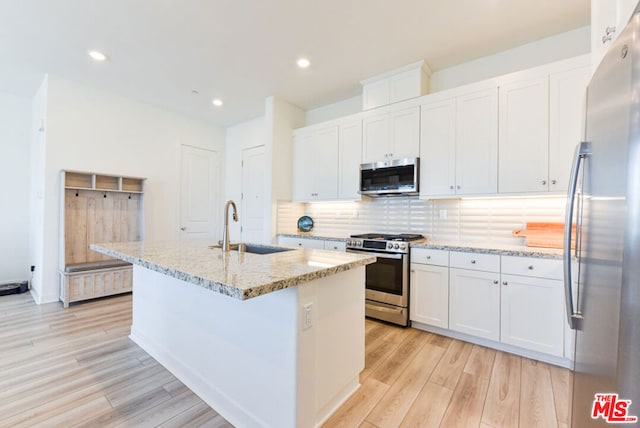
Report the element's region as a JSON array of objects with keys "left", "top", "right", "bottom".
[
  {"left": 411, "top": 240, "right": 563, "bottom": 259},
  {"left": 277, "top": 233, "right": 563, "bottom": 259},
  {"left": 90, "top": 240, "right": 375, "bottom": 300}
]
